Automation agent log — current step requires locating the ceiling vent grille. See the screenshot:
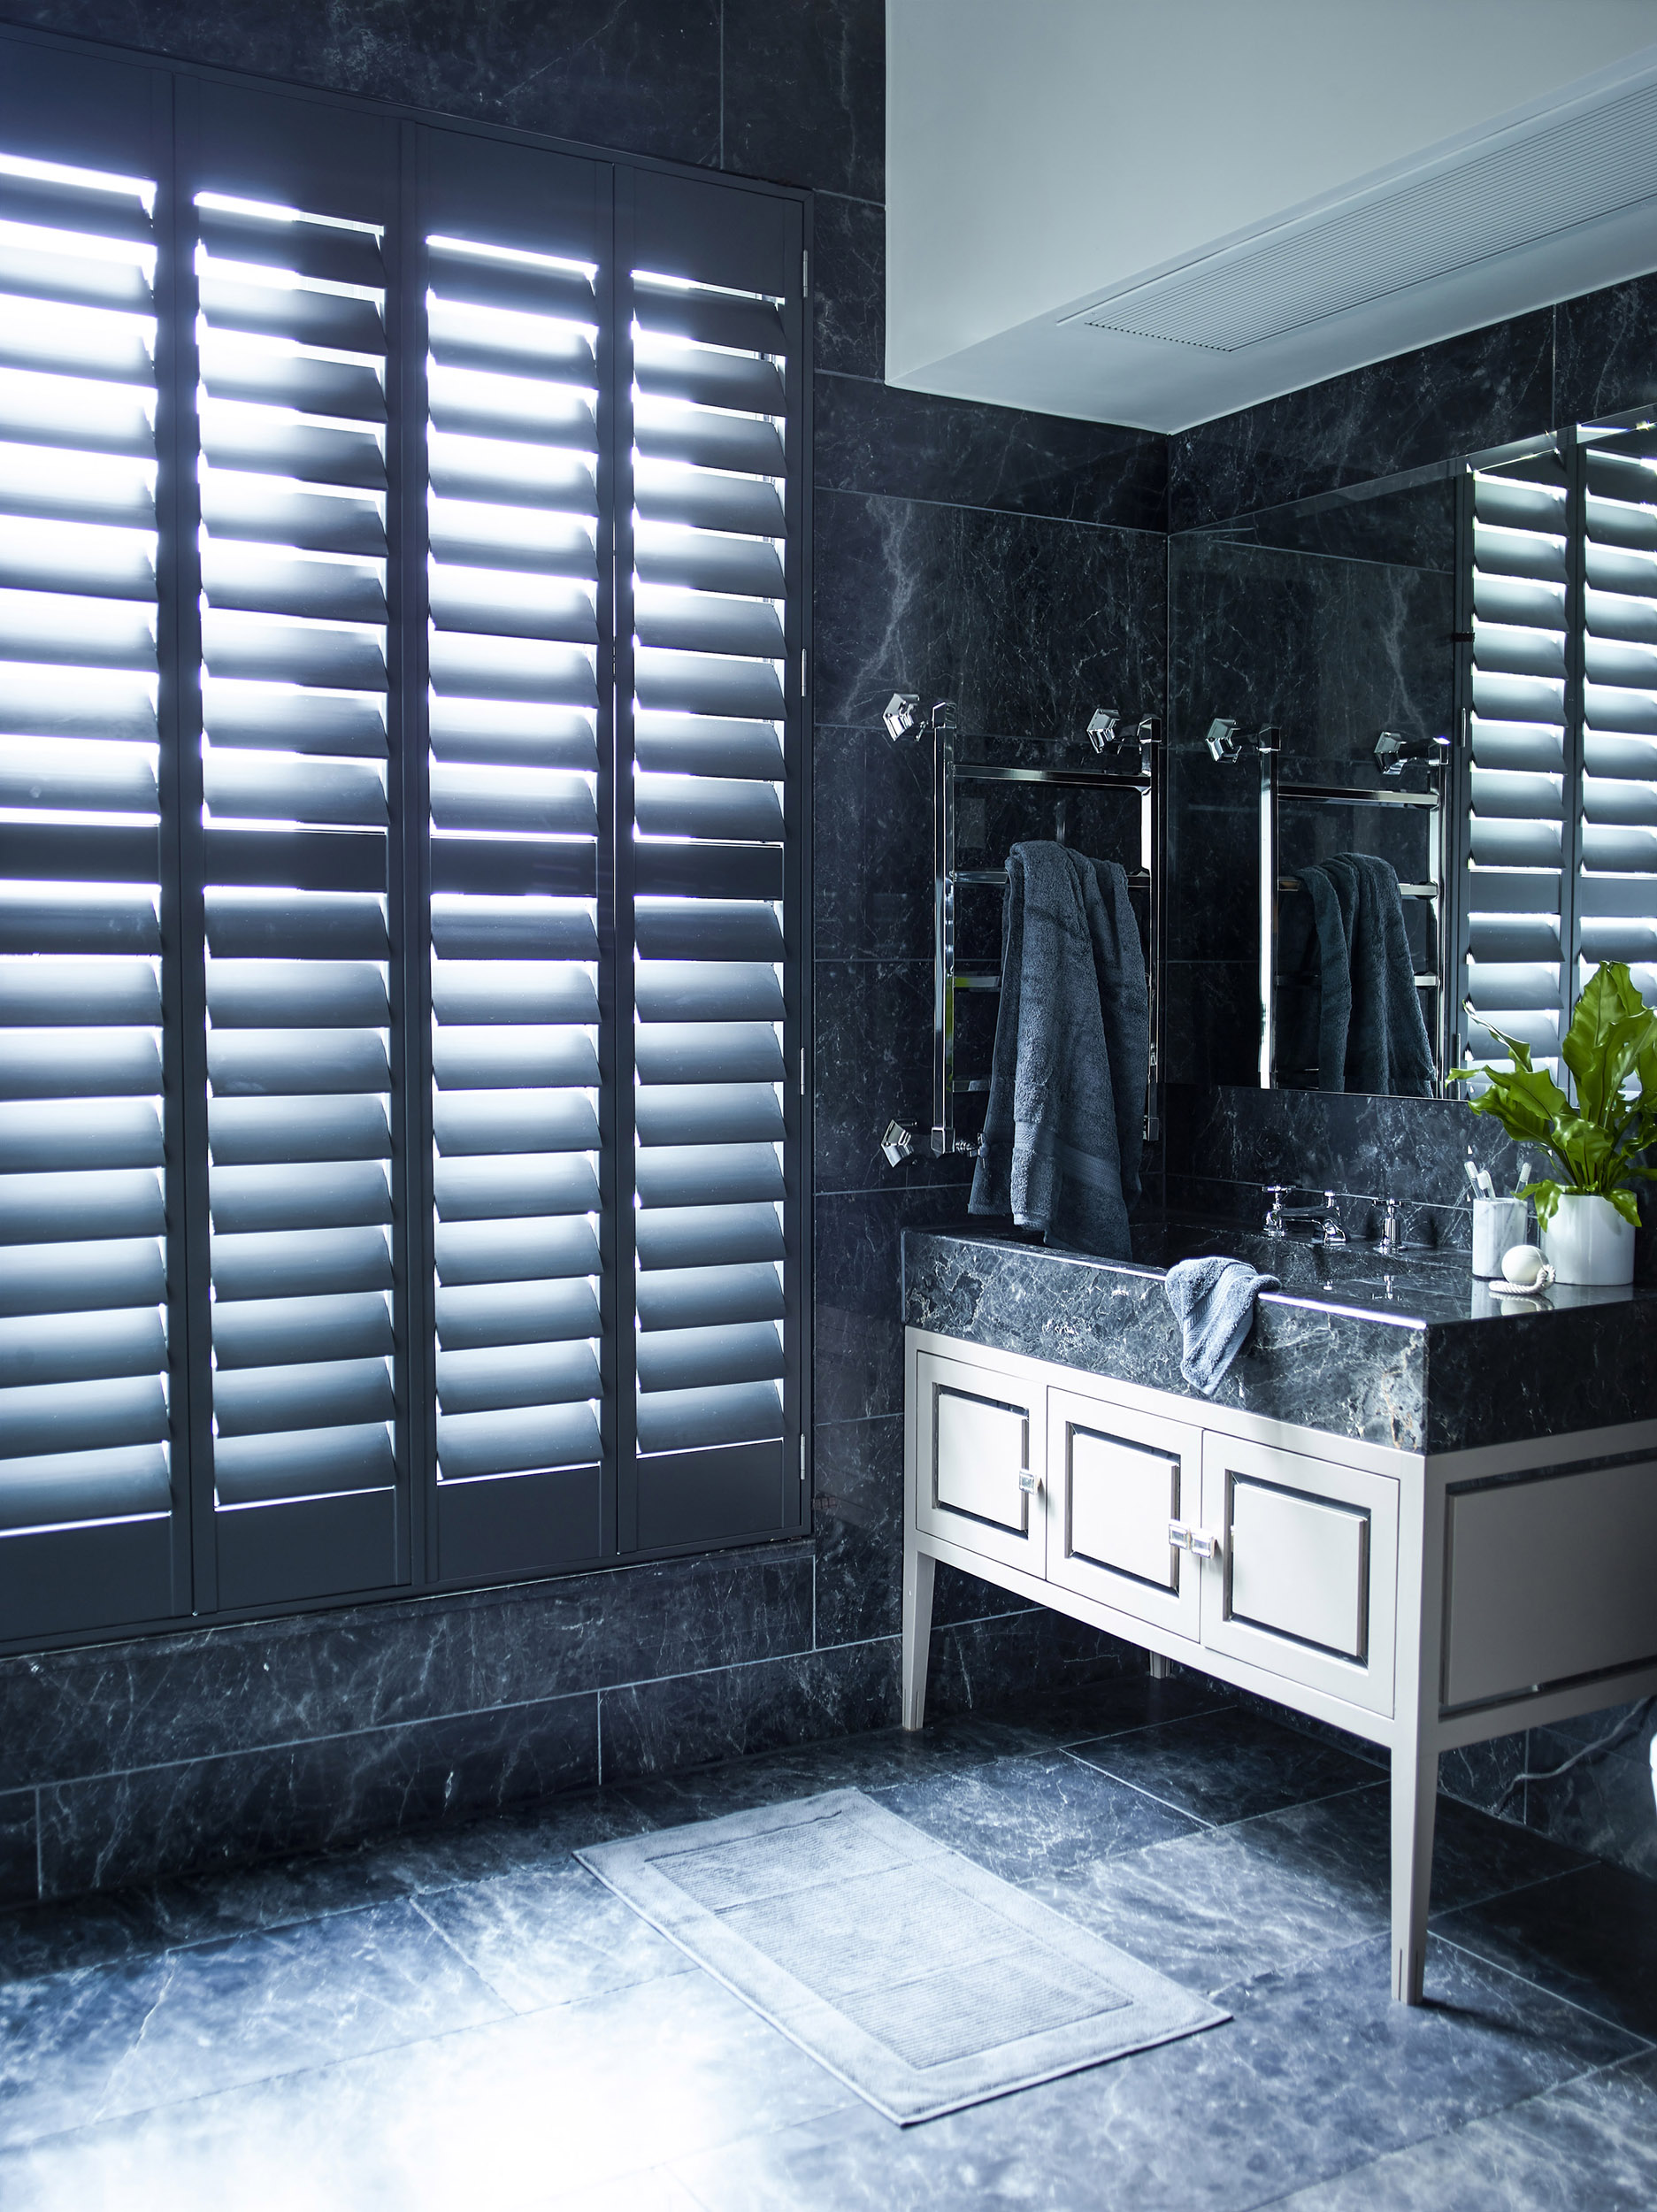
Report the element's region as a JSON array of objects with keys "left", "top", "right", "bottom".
[{"left": 1070, "top": 74, "right": 1657, "bottom": 354}]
